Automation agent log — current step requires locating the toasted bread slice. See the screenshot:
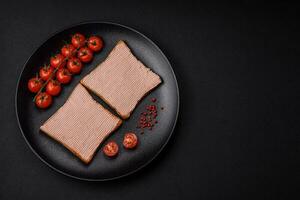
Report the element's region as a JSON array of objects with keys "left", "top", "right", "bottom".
[
  {"left": 81, "top": 40, "right": 162, "bottom": 119},
  {"left": 40, "top": 84, "right": 122, "bottom": 164}
]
